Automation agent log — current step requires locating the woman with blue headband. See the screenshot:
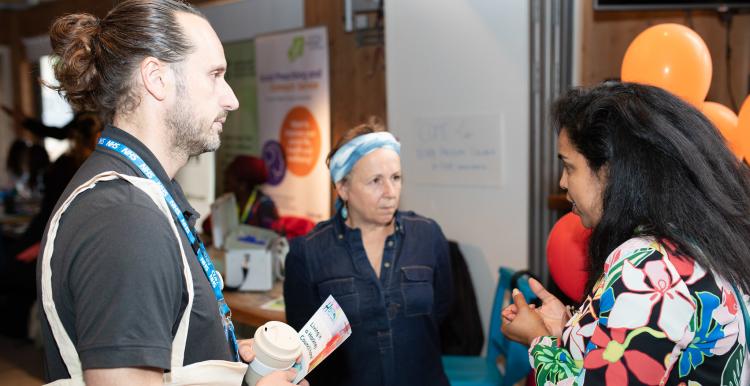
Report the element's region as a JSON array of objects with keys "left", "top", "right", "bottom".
[{"left": 284, "top": 118, "right": 453, "bottom": 386}]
